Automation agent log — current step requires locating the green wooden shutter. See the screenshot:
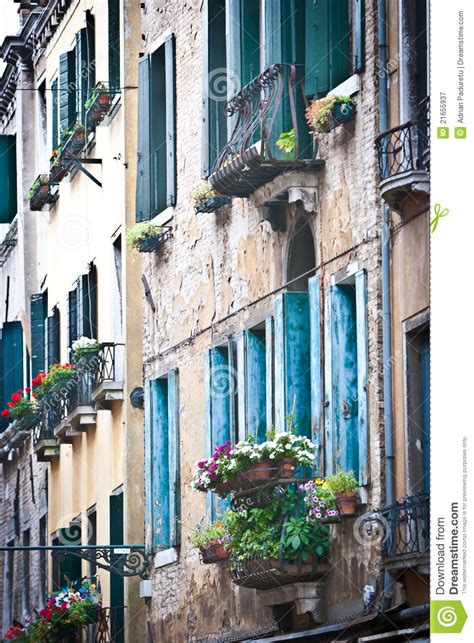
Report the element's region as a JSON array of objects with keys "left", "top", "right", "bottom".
[
  {"left": 352, "top": 0, "right": 364, "bottom": 72},
  {"left": 274, "top": 293, "right": 311, "bottom": 437},
  {"left": 0, "top": 336, "right": 5, "bottom": 431},
  {"left": 151, "top": 378, "right": 170, "bottom": 548},
  {"left": 67, "top": 289, "right": 78, "bottom": 357},
  {"left": 305, "top": 0, "right": 330, "bottom": 97},
  {"left": 165, "top": 36, "right": 176, "bottom": 208},
  {"left": 108, "top": 0, "right": 121, "bottom": 94},
  {"left": 81, "top": 265, "right": 98, "bottom": 340},
  {"left": 168, "top": 369, "right": 180, "bottom": 546},
  {"left": 109, "top": 493, "right": 124, "bottom": 643},
  {"left": 136, "top": 56, "right": 151, "bottom": 222},
  {"left": 51, "top": 80, "right": 59, "bottom": 152},
  {"left": 202, "top": 0, "right": 227, "bottom": 176},
  {"left": 86, "top": 11, "right": 96, "bottom": 98},
  {"left": 309, "top": 276, "right": 323, "bottom": 473},
  {"left": 330, "top": 0, "right": 350, "bottom": 88},
  {"left": 1, "top": 321, "right": 24, "bottom": 413},
  {"left": 227, "top": 0, "right": 242, "bottom": 91},
  {"left": 75, "top": 29, "right": 89, "bottom": 122},
  {"left": 58, "top": 527, "right": 82, "bottom": 584},
  {"left": 144, "top": 379, "right": 153, "bottom": 550},
  {"left": 59, "top": 50, "right": 77, "bottom": 134},
  {"left": 324, "top": 286, "right": 334, "bottom": 475},
  {"left": 31, "top": 293, "right": 46, "bottom": 377},
  {"left": 241, "top": 0, "right": 260, "bottom": 86},
  {"left": 0, "top": 135, "right": 17, "bottom": 224},
  {"left": 48, "top": 308, "right": 60, "bottom": 366}
]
